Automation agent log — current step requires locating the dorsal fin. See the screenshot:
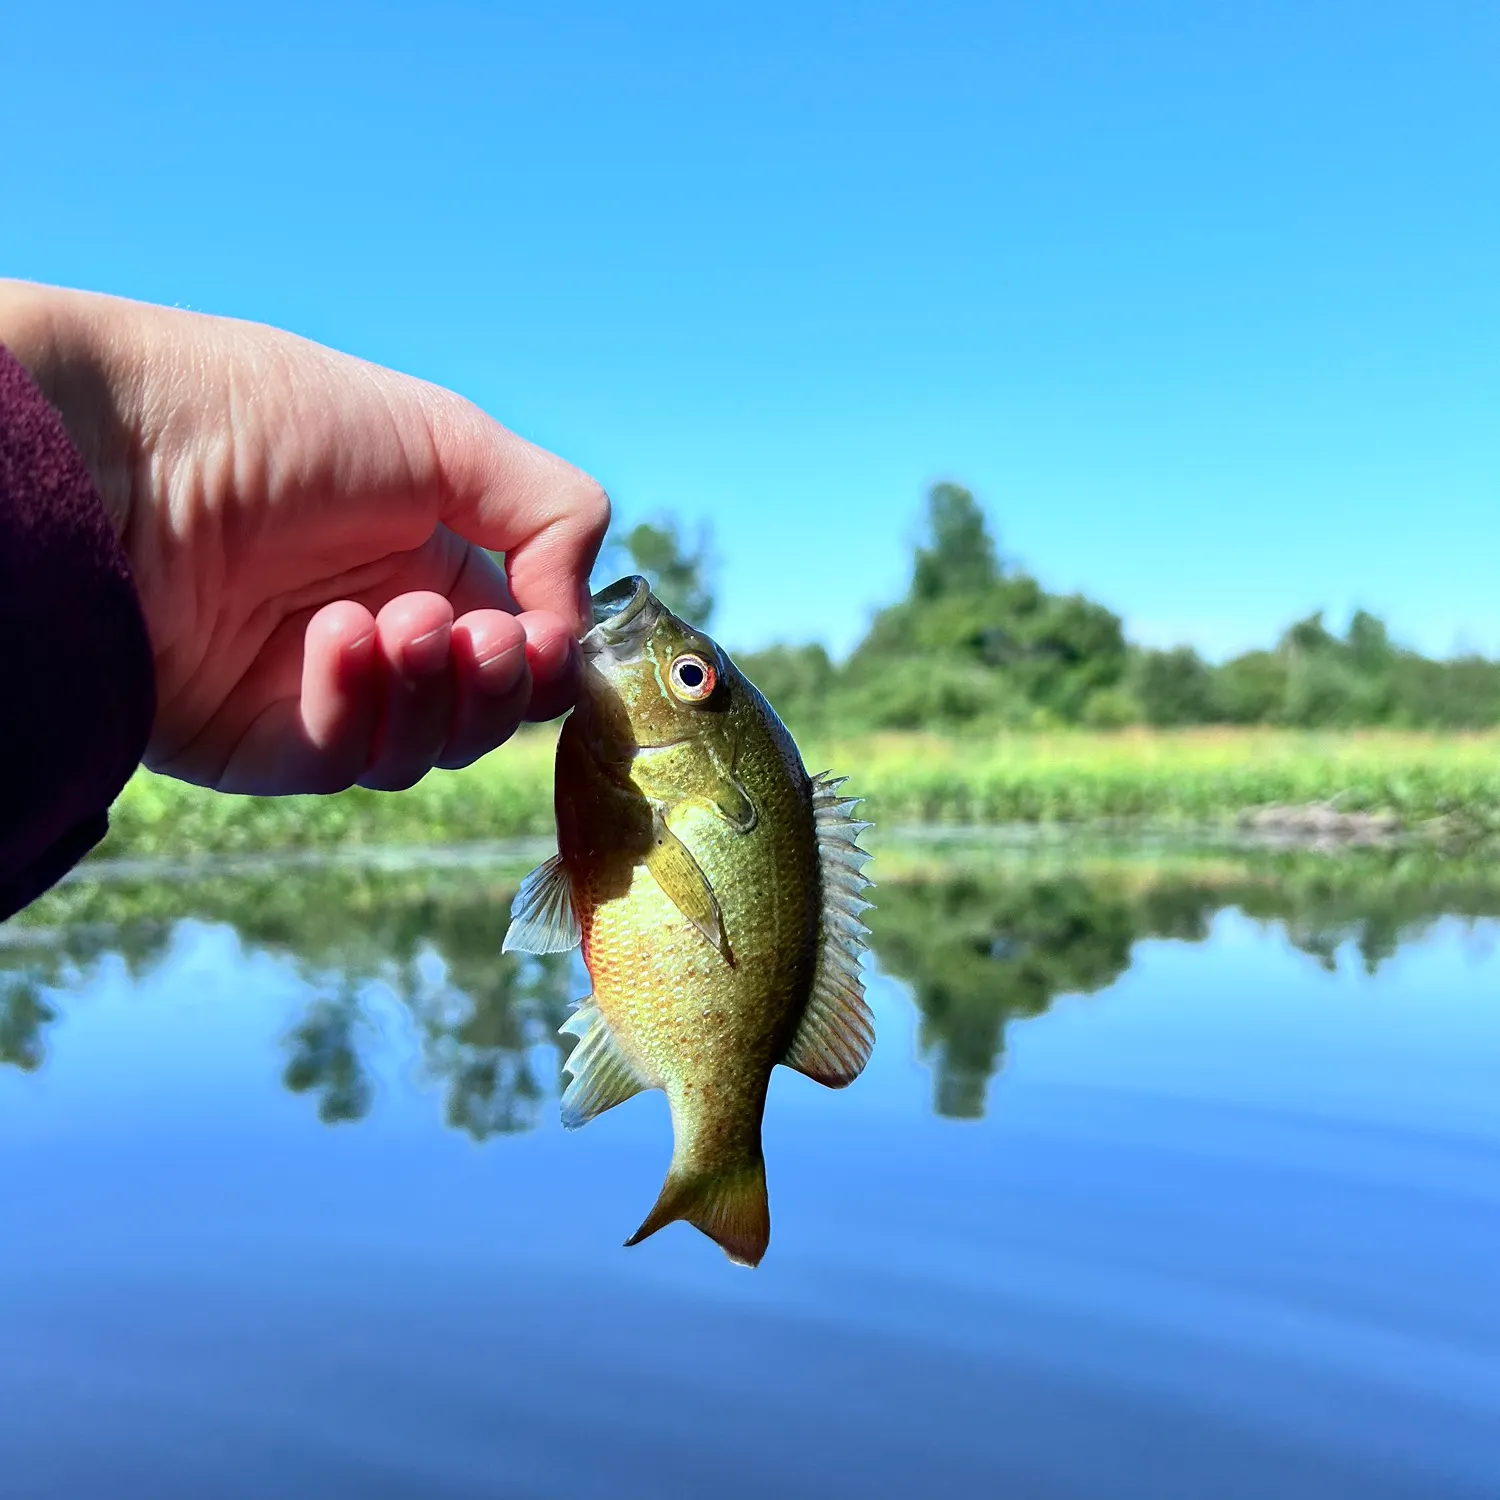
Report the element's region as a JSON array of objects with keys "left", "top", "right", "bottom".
[{"left": 782, "top": 772, "right": 876, "bottom": 1089}]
